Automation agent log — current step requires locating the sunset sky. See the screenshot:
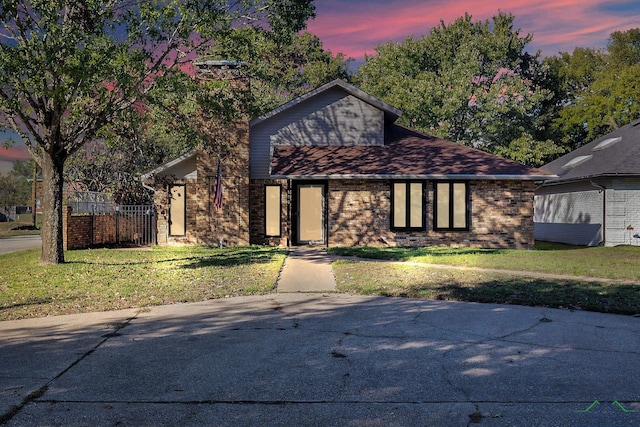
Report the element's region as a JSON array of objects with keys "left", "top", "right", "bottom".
[
  {"left": 308, "top": 0, "right": 640, "bottom": 62},
  {"left": 2, "top": 0, "right": 640, "bottom": 173}
]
